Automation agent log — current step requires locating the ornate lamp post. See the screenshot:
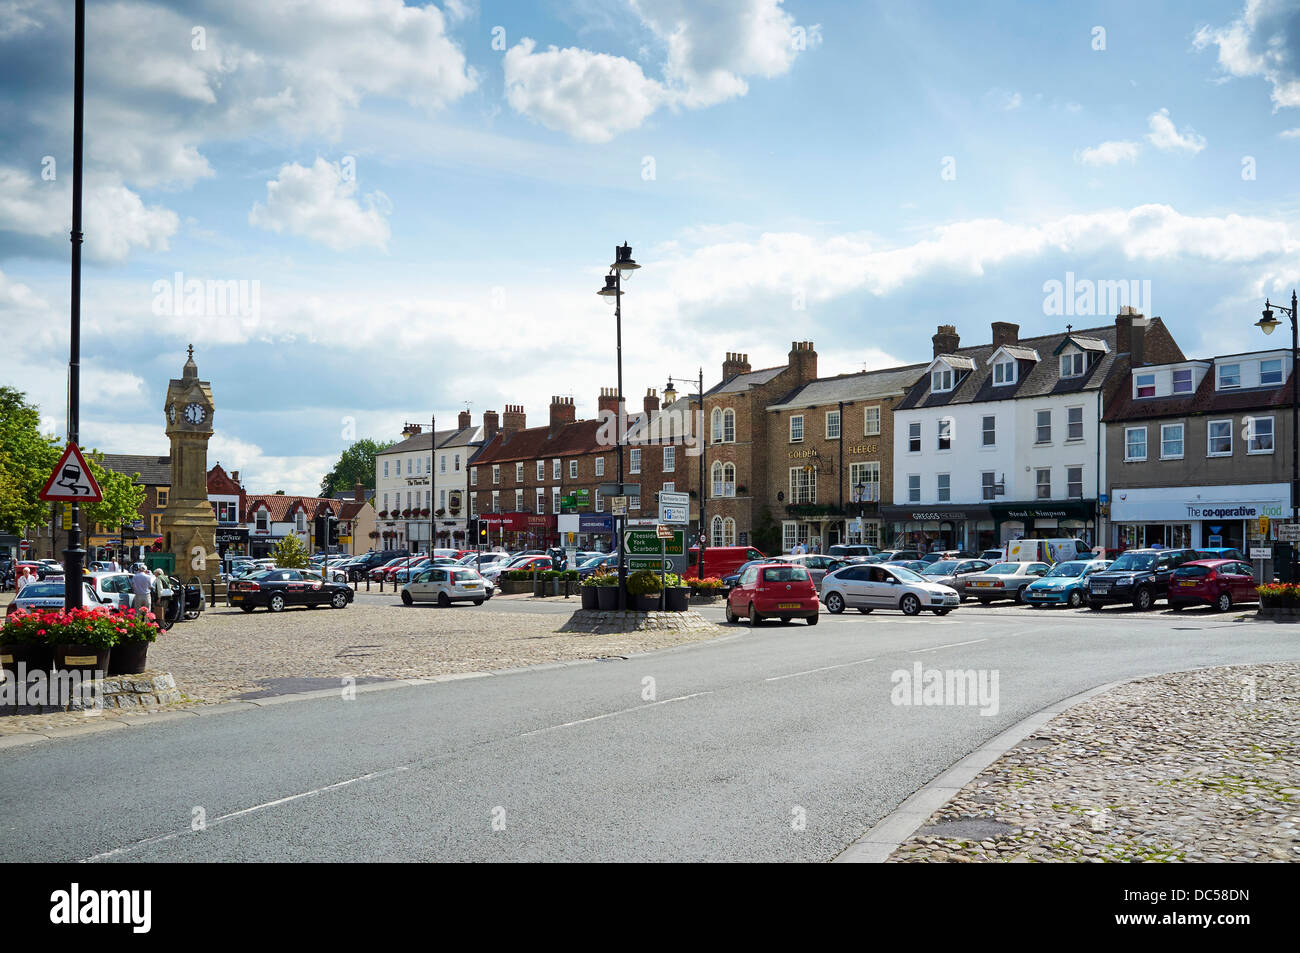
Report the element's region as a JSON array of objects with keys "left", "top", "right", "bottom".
[
  {"left": 597, "top": 243, "right": 640, "bottom": 609},
  {"left": 1257, "top": 290, "right": 1299, "bottom": 578}
]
